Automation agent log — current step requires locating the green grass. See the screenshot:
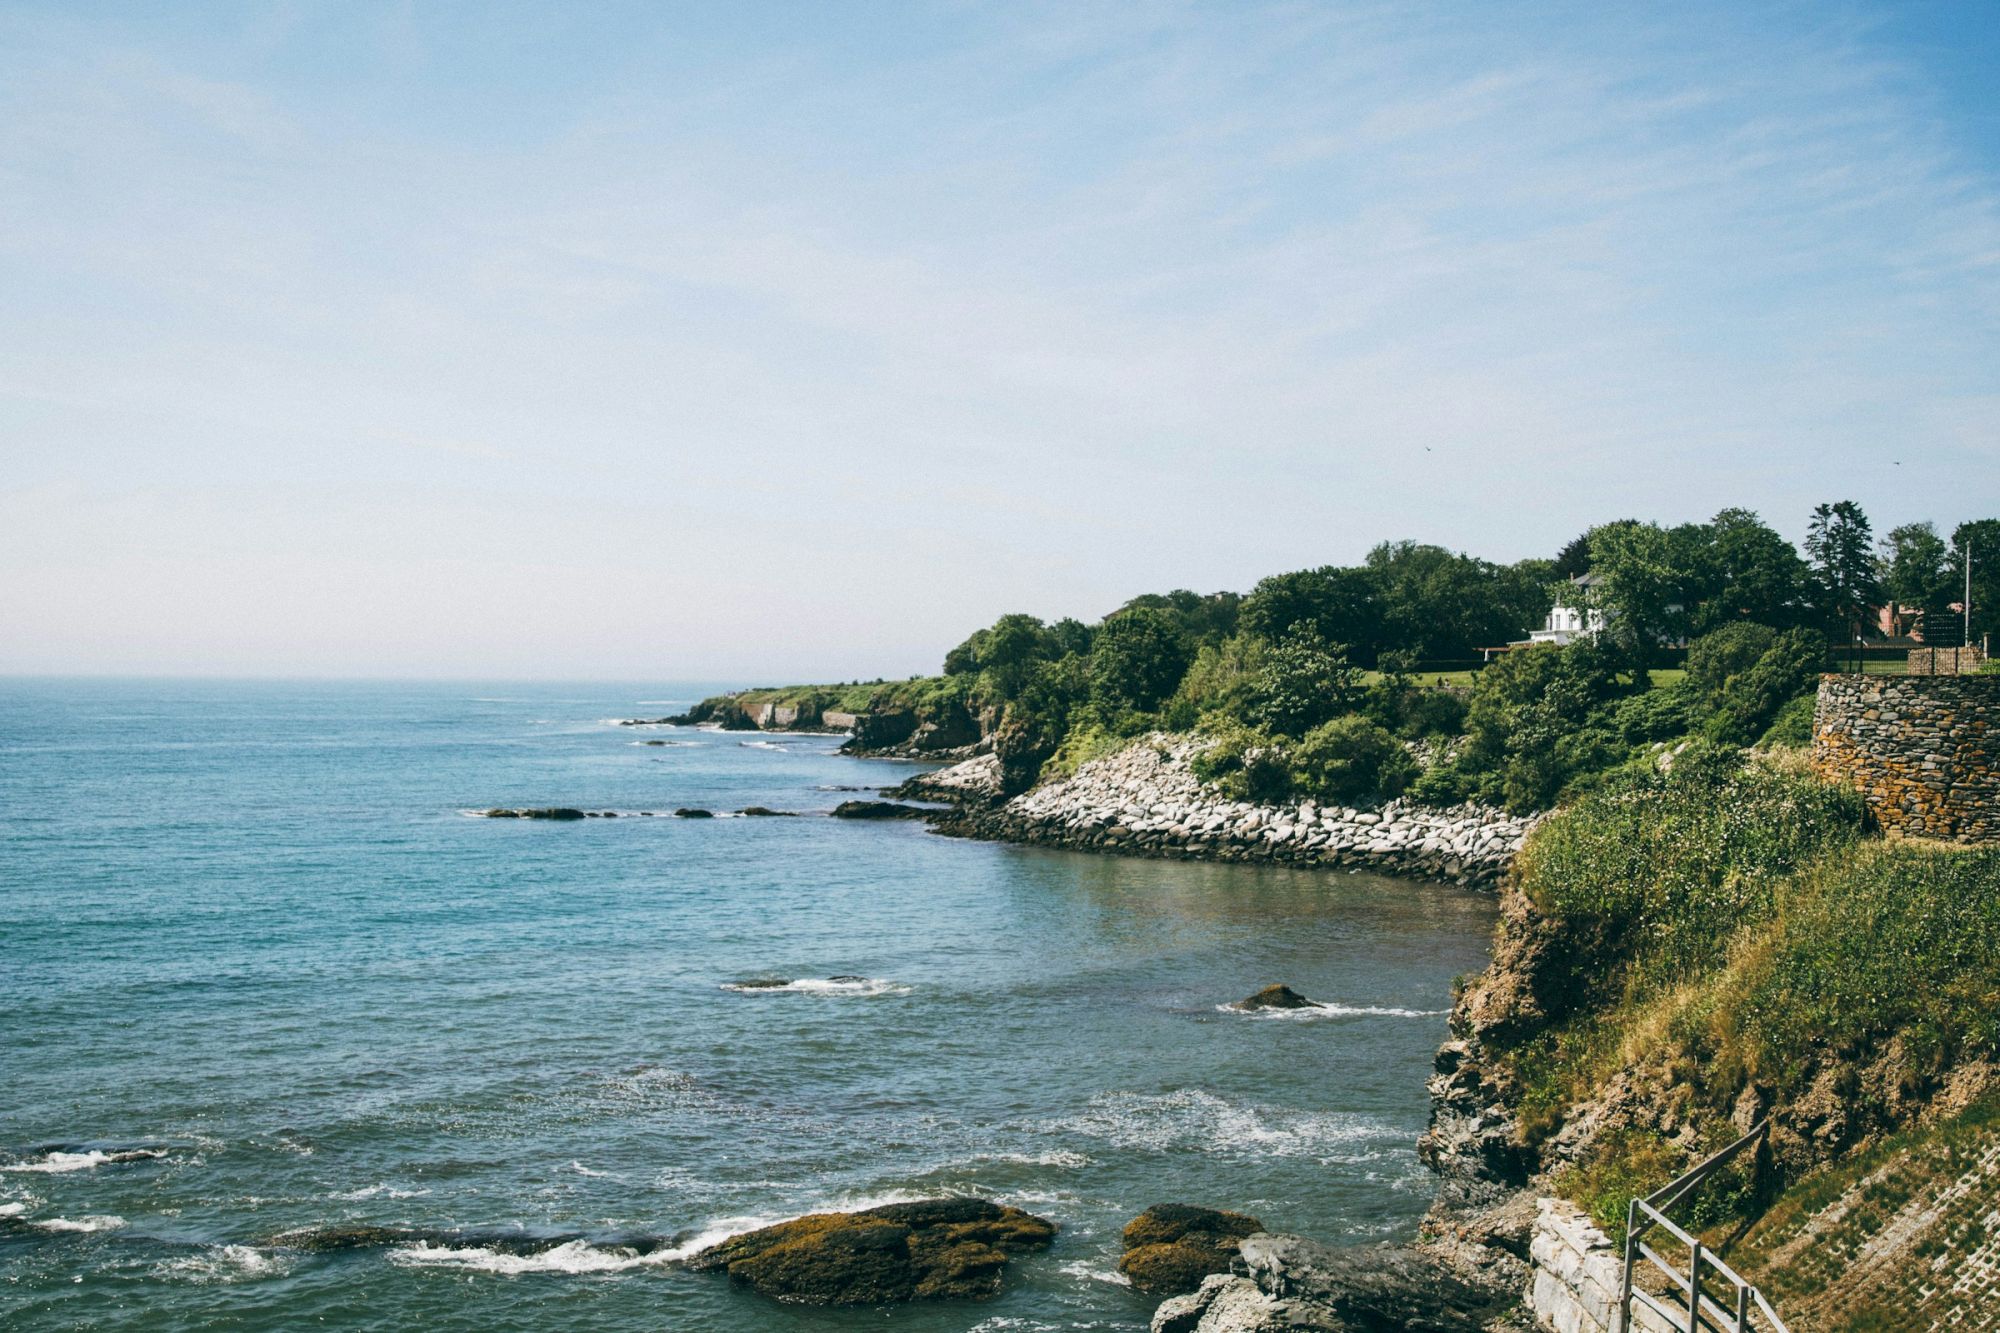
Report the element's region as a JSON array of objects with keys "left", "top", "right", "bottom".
[{"left": 1504, "top": 756, "right": 2000, "bottom": 1244}]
